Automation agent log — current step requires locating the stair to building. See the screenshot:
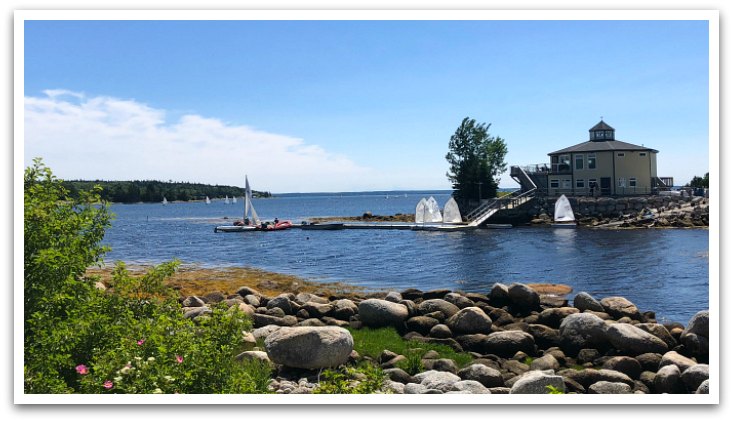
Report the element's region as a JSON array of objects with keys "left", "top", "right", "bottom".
[{"left": 466, "top": 189, "right": 536, "bottom": 227}]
